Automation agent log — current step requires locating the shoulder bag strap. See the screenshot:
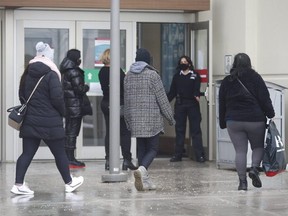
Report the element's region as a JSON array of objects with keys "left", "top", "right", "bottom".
[
  {"left": 25, "top": 75, "right": 46, "bottom": 104},
  {"left": 237, "top": 78, "right": 256, "bottom": 99}
]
